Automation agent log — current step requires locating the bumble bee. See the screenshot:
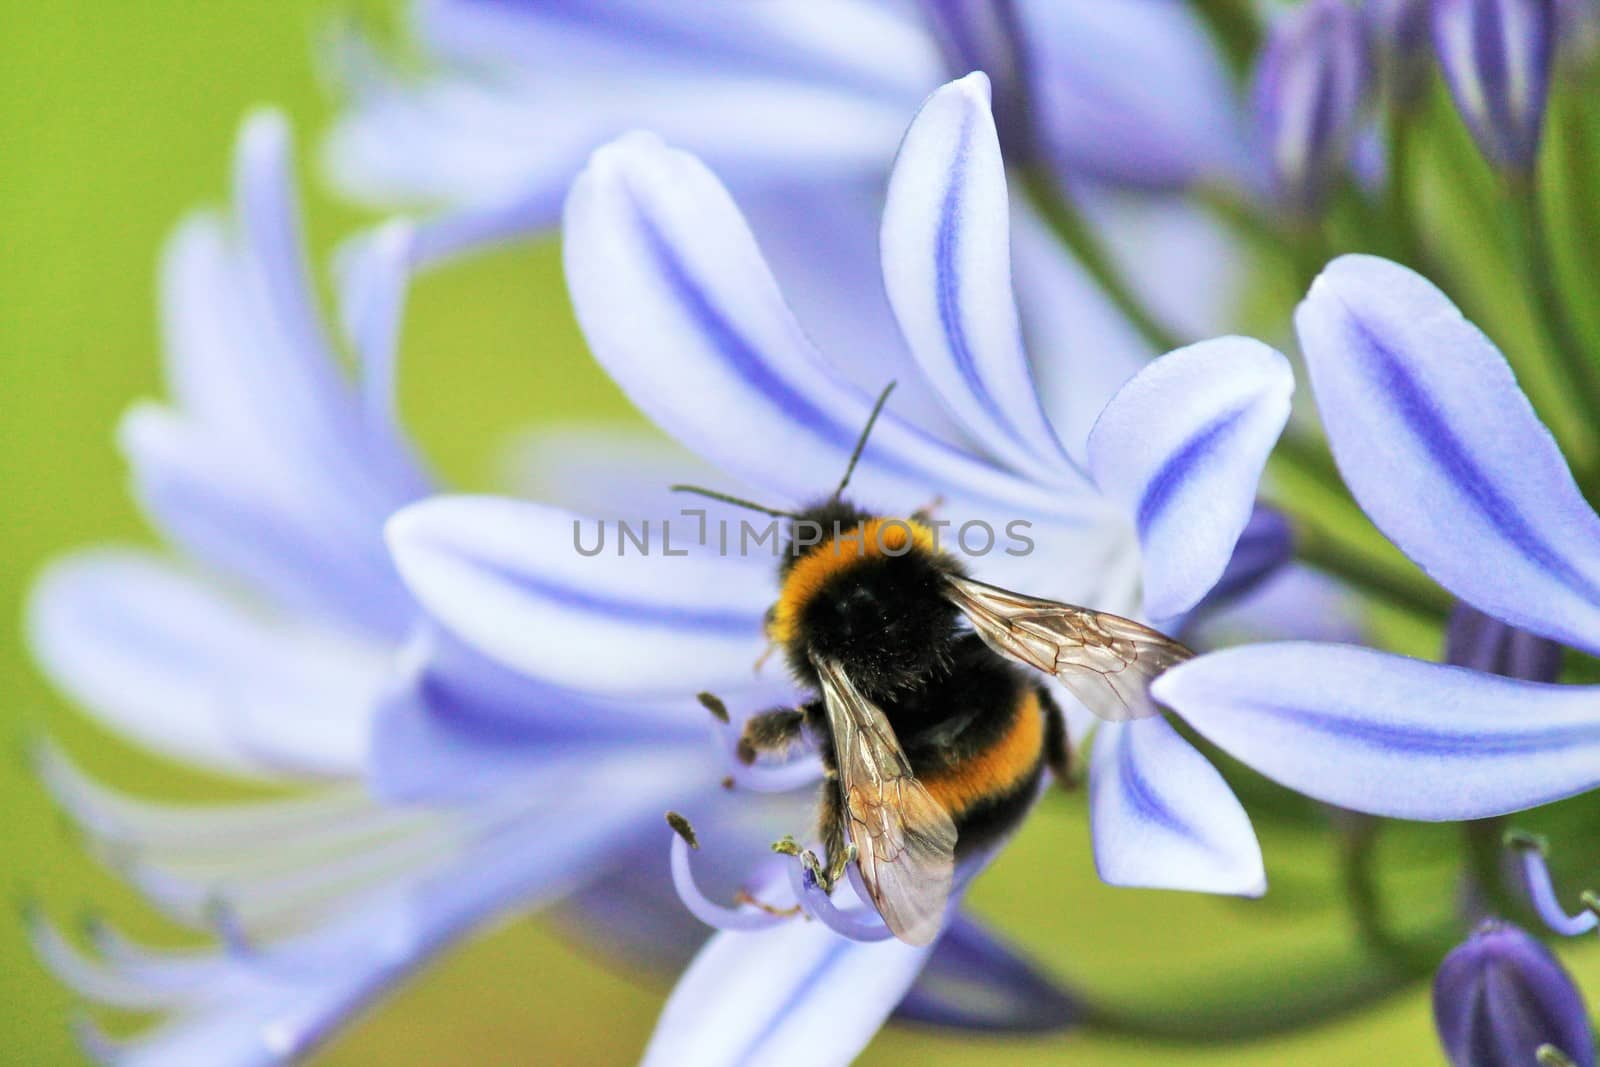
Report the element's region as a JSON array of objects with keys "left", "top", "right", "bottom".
[{"left": 676, "top": 384, "right": 1192, "bottom": 946}]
